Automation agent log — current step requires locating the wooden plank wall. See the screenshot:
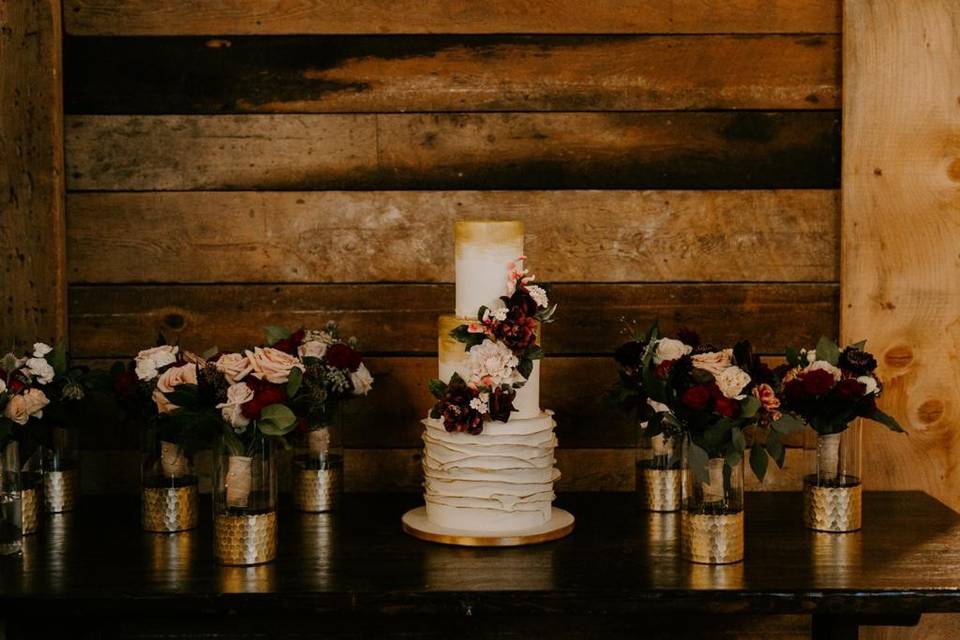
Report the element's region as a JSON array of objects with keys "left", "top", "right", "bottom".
[{"left": 62, "top": 0, "right": 841, "bottom": 494}]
